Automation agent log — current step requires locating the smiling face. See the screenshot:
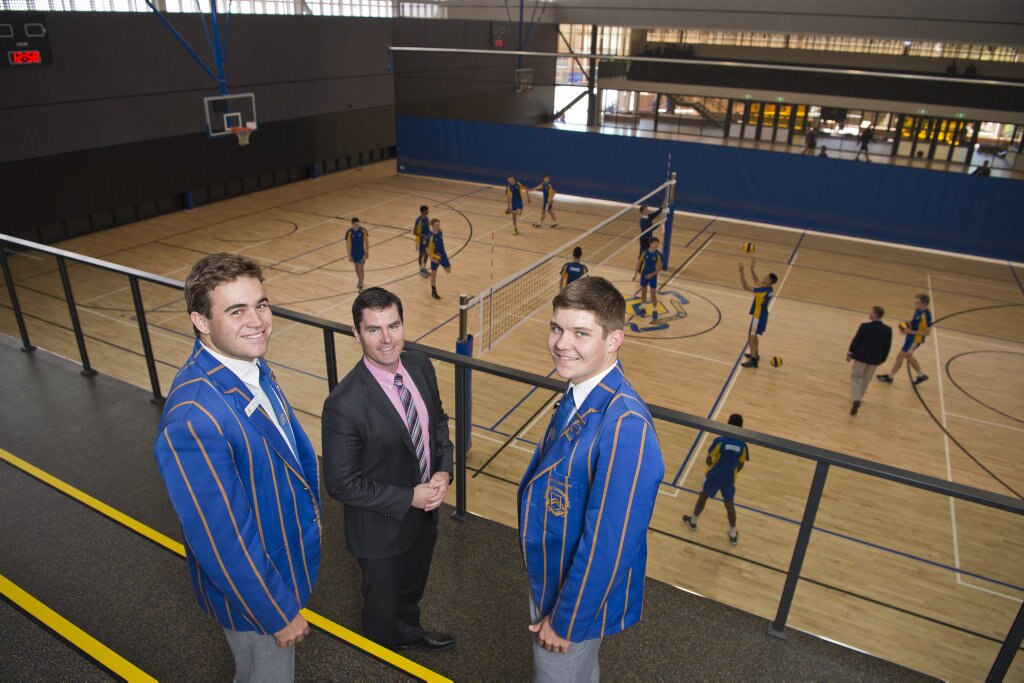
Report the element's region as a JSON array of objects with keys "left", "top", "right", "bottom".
[
  {"left": 353, "top": 304, "right": 405, "bottom": 373},
  {"left": 190, "top": 276, "right": 272, "bottom": 362},
  {"left": 548, "top": 307, "right": 623, "bottom": 383}
]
